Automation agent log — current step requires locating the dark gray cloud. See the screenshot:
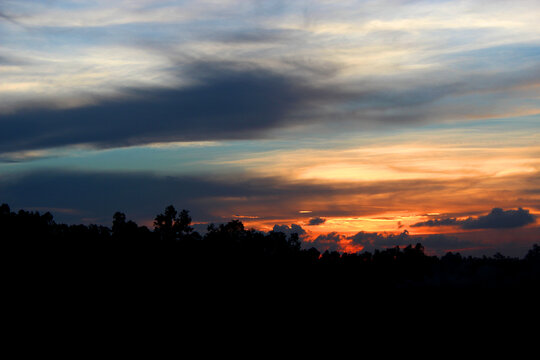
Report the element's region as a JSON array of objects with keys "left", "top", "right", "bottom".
[
  {"left": 310, "top": 232, "right": 344, "bottom": 252},
  {"left": 211, "top": 28, "right": 305, "bottom": 44},
  {"left": 1, "top": 168, "right": 520, "bottom": 225},
  {"left": 0, "top": 9, "right": 27, "bottom": 28},
  {"left": 306, "top": 230, "right": 472, "bottom": 255},
  {"left": 0, "top": 55, "right": 23, "bottom": 66},
  {"left": 412, "top": 208, "right": 536, "bottom": 229},
  {"left": 461, "top": 207, "right": 536, "bottom": 229},
  {"left": 0, "top": 62, "right": 335, "bottom": 153},
  {"left": 348, "top": 230, "right": 477, "bottom": 255},
  {"left": 0, "top": 10, "right": 15, "bottom": 22},
  {"left": 4, "top": 57, "right": 537, "bottom": 155},
  {"left": 302, "top": 226, "right": 496, "bottom": 255},
  {"left": 411, "top": 234, "right": 476, "bottom": 255},
  {"left": 349, "top": 230, "right": 411, "bottom": 252},
  {"left": 272, "top": 224, "right": 307, "bottom": 237},
  {"left": 5, "top": 58, "right": 524, "bottom": 155},
  {"left": 308, "top": 217, "right": 326, "bottom": 226},
  {"left": 0, "top": 170, "right": 228, "bottom": 225},
  {"left": 0, "top": 169, "right": 368, "bottom": 225},
  {"left": 411, "top": 218, "right": 459, "bottom": 227}
]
